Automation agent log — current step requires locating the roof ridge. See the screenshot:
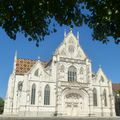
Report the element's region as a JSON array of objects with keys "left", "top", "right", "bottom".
[
  {"left": 17, "top": 58, "right": 48, "bottom": 62},
  {"left": 17, "top": 58, "right": 37, "bottom": 61}
]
